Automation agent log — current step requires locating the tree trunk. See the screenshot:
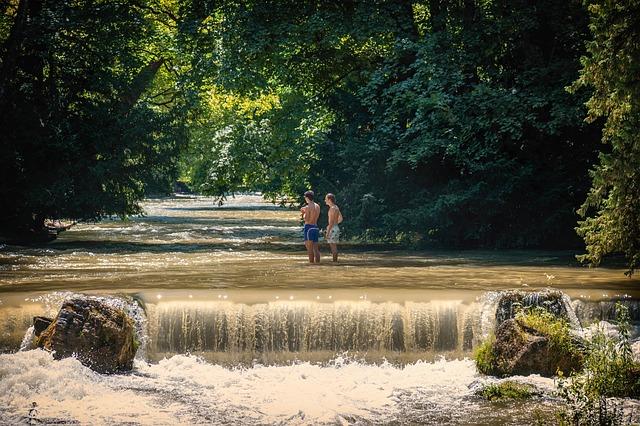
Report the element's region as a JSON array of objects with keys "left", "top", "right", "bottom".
[
  {"left": 121, "top": 58, "right": 165, "bottom": 111},
  {"left": 429, "top": 0, "right": 446, "bottom": 33},
  {"left": 0, "top": 0, "right": 32, "bottom": 104}
]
